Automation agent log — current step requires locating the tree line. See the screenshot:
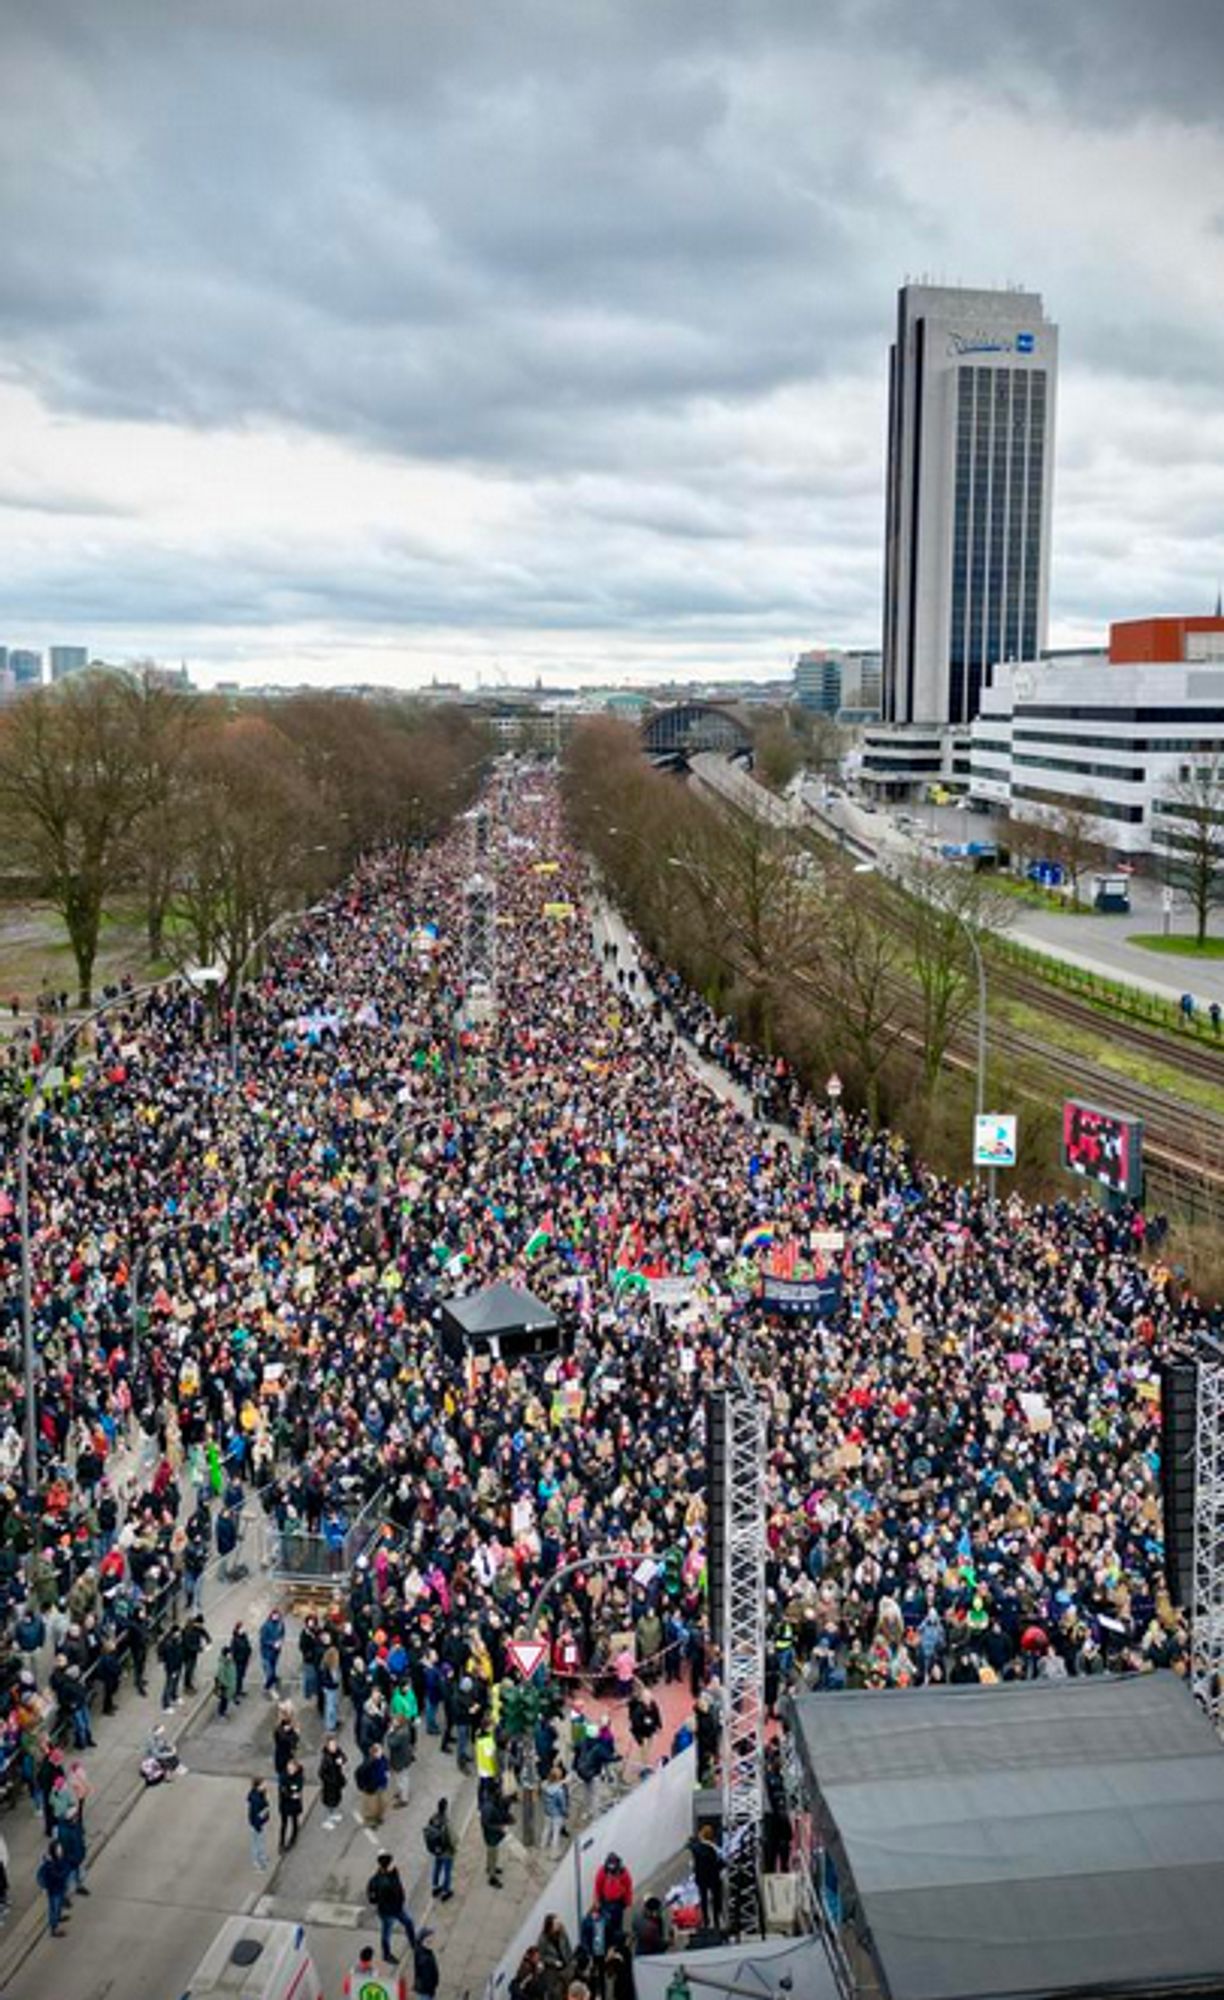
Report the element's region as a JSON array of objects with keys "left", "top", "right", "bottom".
[
  {"left": 564, "top": 717, "right": 1009, "bottom": 1146},
  {"left": 0, "top": 671, "right": 488, "bottom": 1004}
]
